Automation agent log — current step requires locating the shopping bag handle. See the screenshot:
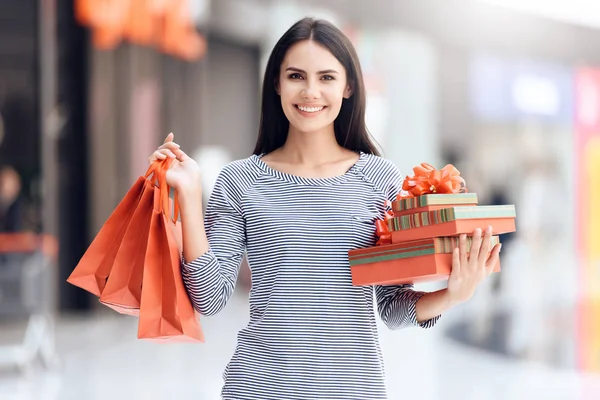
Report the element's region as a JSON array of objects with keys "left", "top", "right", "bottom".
[
  {"left": 144, "top": 161, "right": 162, "bottom": 182},
  {"left": 154, "top": 158, "right": 180, "bottom": 224}
]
